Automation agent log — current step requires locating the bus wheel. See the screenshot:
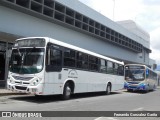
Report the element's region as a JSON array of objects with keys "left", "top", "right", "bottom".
[
  {"left": 105, "top": 84, "right": 111, "bottom": 95},
  {"left": 61, "top": 83, "right": 71, "bottom": 100},
  {"left": 127, "top": 89, "right": 133, "bottom": 92},
  {"left": 153, "top": 85, "right": 156, "bottom": 91},
  {"left": 35, "top": 95, "right": 43, "bottom": 99}
]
